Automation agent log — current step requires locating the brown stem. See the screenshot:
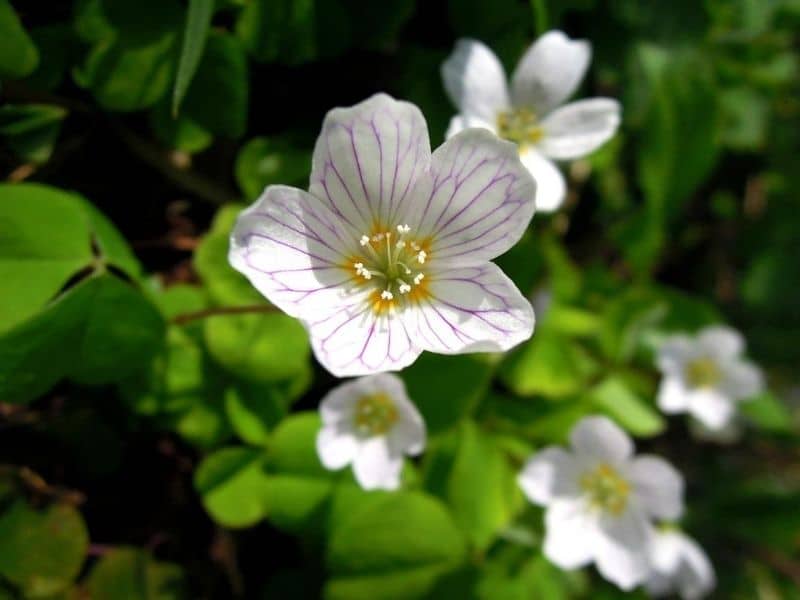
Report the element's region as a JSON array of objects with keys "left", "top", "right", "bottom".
[{"left": 170, "top": 304, "right": 278, "bottom": 325}]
